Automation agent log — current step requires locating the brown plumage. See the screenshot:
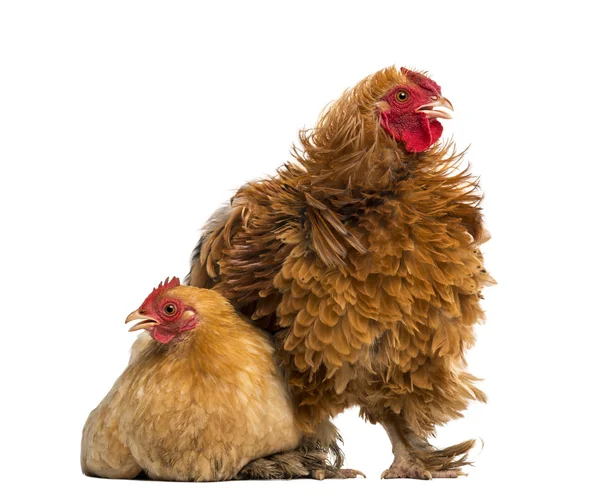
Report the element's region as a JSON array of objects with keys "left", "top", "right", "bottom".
[
  {"left": 188, "top": 66, "right": 494, "bottom": 479},
  {"left": 81, "top": 281, "right": 359, "bottom": 481}
]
